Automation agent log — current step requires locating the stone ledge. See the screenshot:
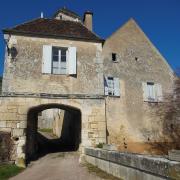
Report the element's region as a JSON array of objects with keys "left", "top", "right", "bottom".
[
  {"left": 85, "top": 147, "right": 180, "bottom": 179},
  {"left": 0, "top": 93, "right": 105, "bottom": 99}
]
